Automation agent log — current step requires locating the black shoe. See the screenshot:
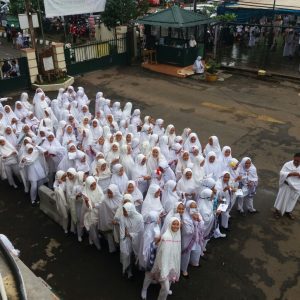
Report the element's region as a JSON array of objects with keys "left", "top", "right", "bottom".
[
  {"left": 182, "top": 272, "right": 189, "bottom": 279},
  {"left": 249, "top": 210, "right": 259, "bottom": 214}
]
